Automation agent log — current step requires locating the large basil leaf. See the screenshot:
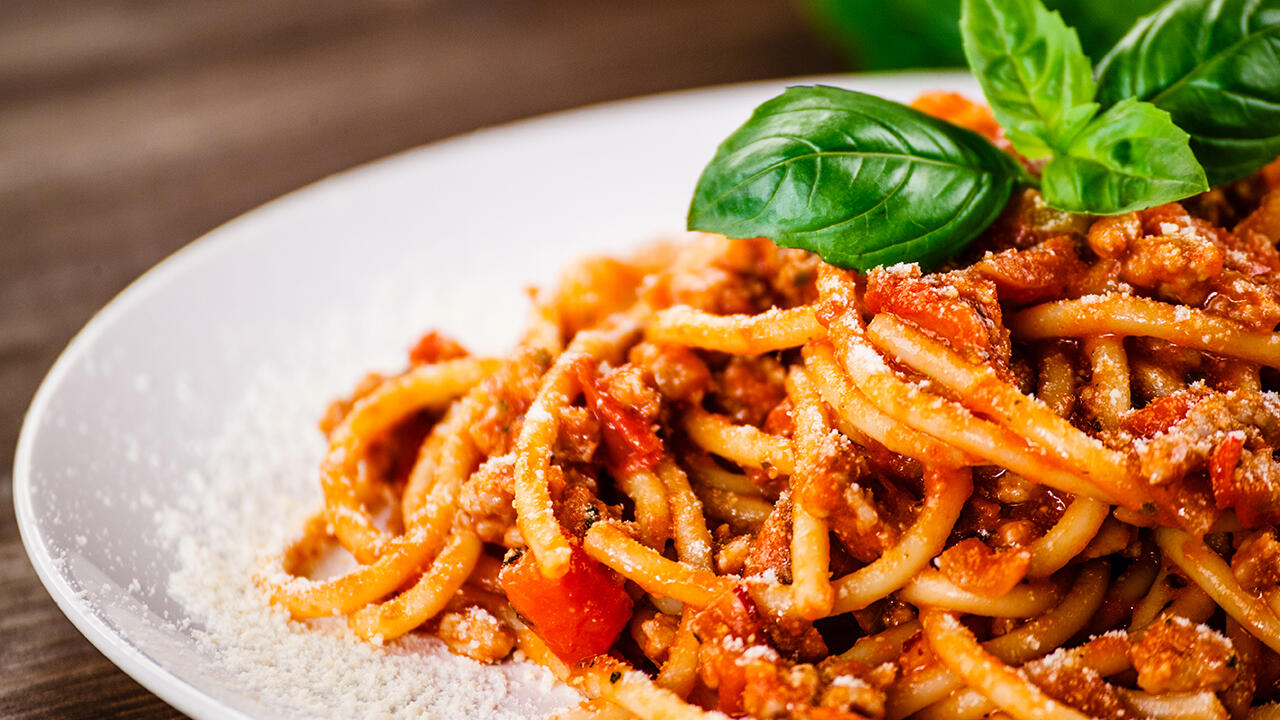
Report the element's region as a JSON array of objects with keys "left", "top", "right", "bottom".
[
  {"left": 1096, "top": 0, "right": 1280, "bottom": 185},
  {"left": 960, "top": 0, "right": 1100, "bottom": 159},
  {"left": 1041, "top": 99, "right": 1209, "bottom": 214},
  {"left": 686, "top": 86, "right": 1026, "bottom": 271}
]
